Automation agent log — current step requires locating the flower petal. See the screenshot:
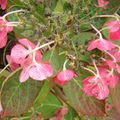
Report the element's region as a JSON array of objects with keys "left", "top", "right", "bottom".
[
  {"left": 19, "top": 68, "right": 29, "bottom": 83},
  {"left": 11, "top": 44, "right": 28, "bottom": 64},
  {"left": 29, "top": 63, "right": 53, "bottom": 81}
]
